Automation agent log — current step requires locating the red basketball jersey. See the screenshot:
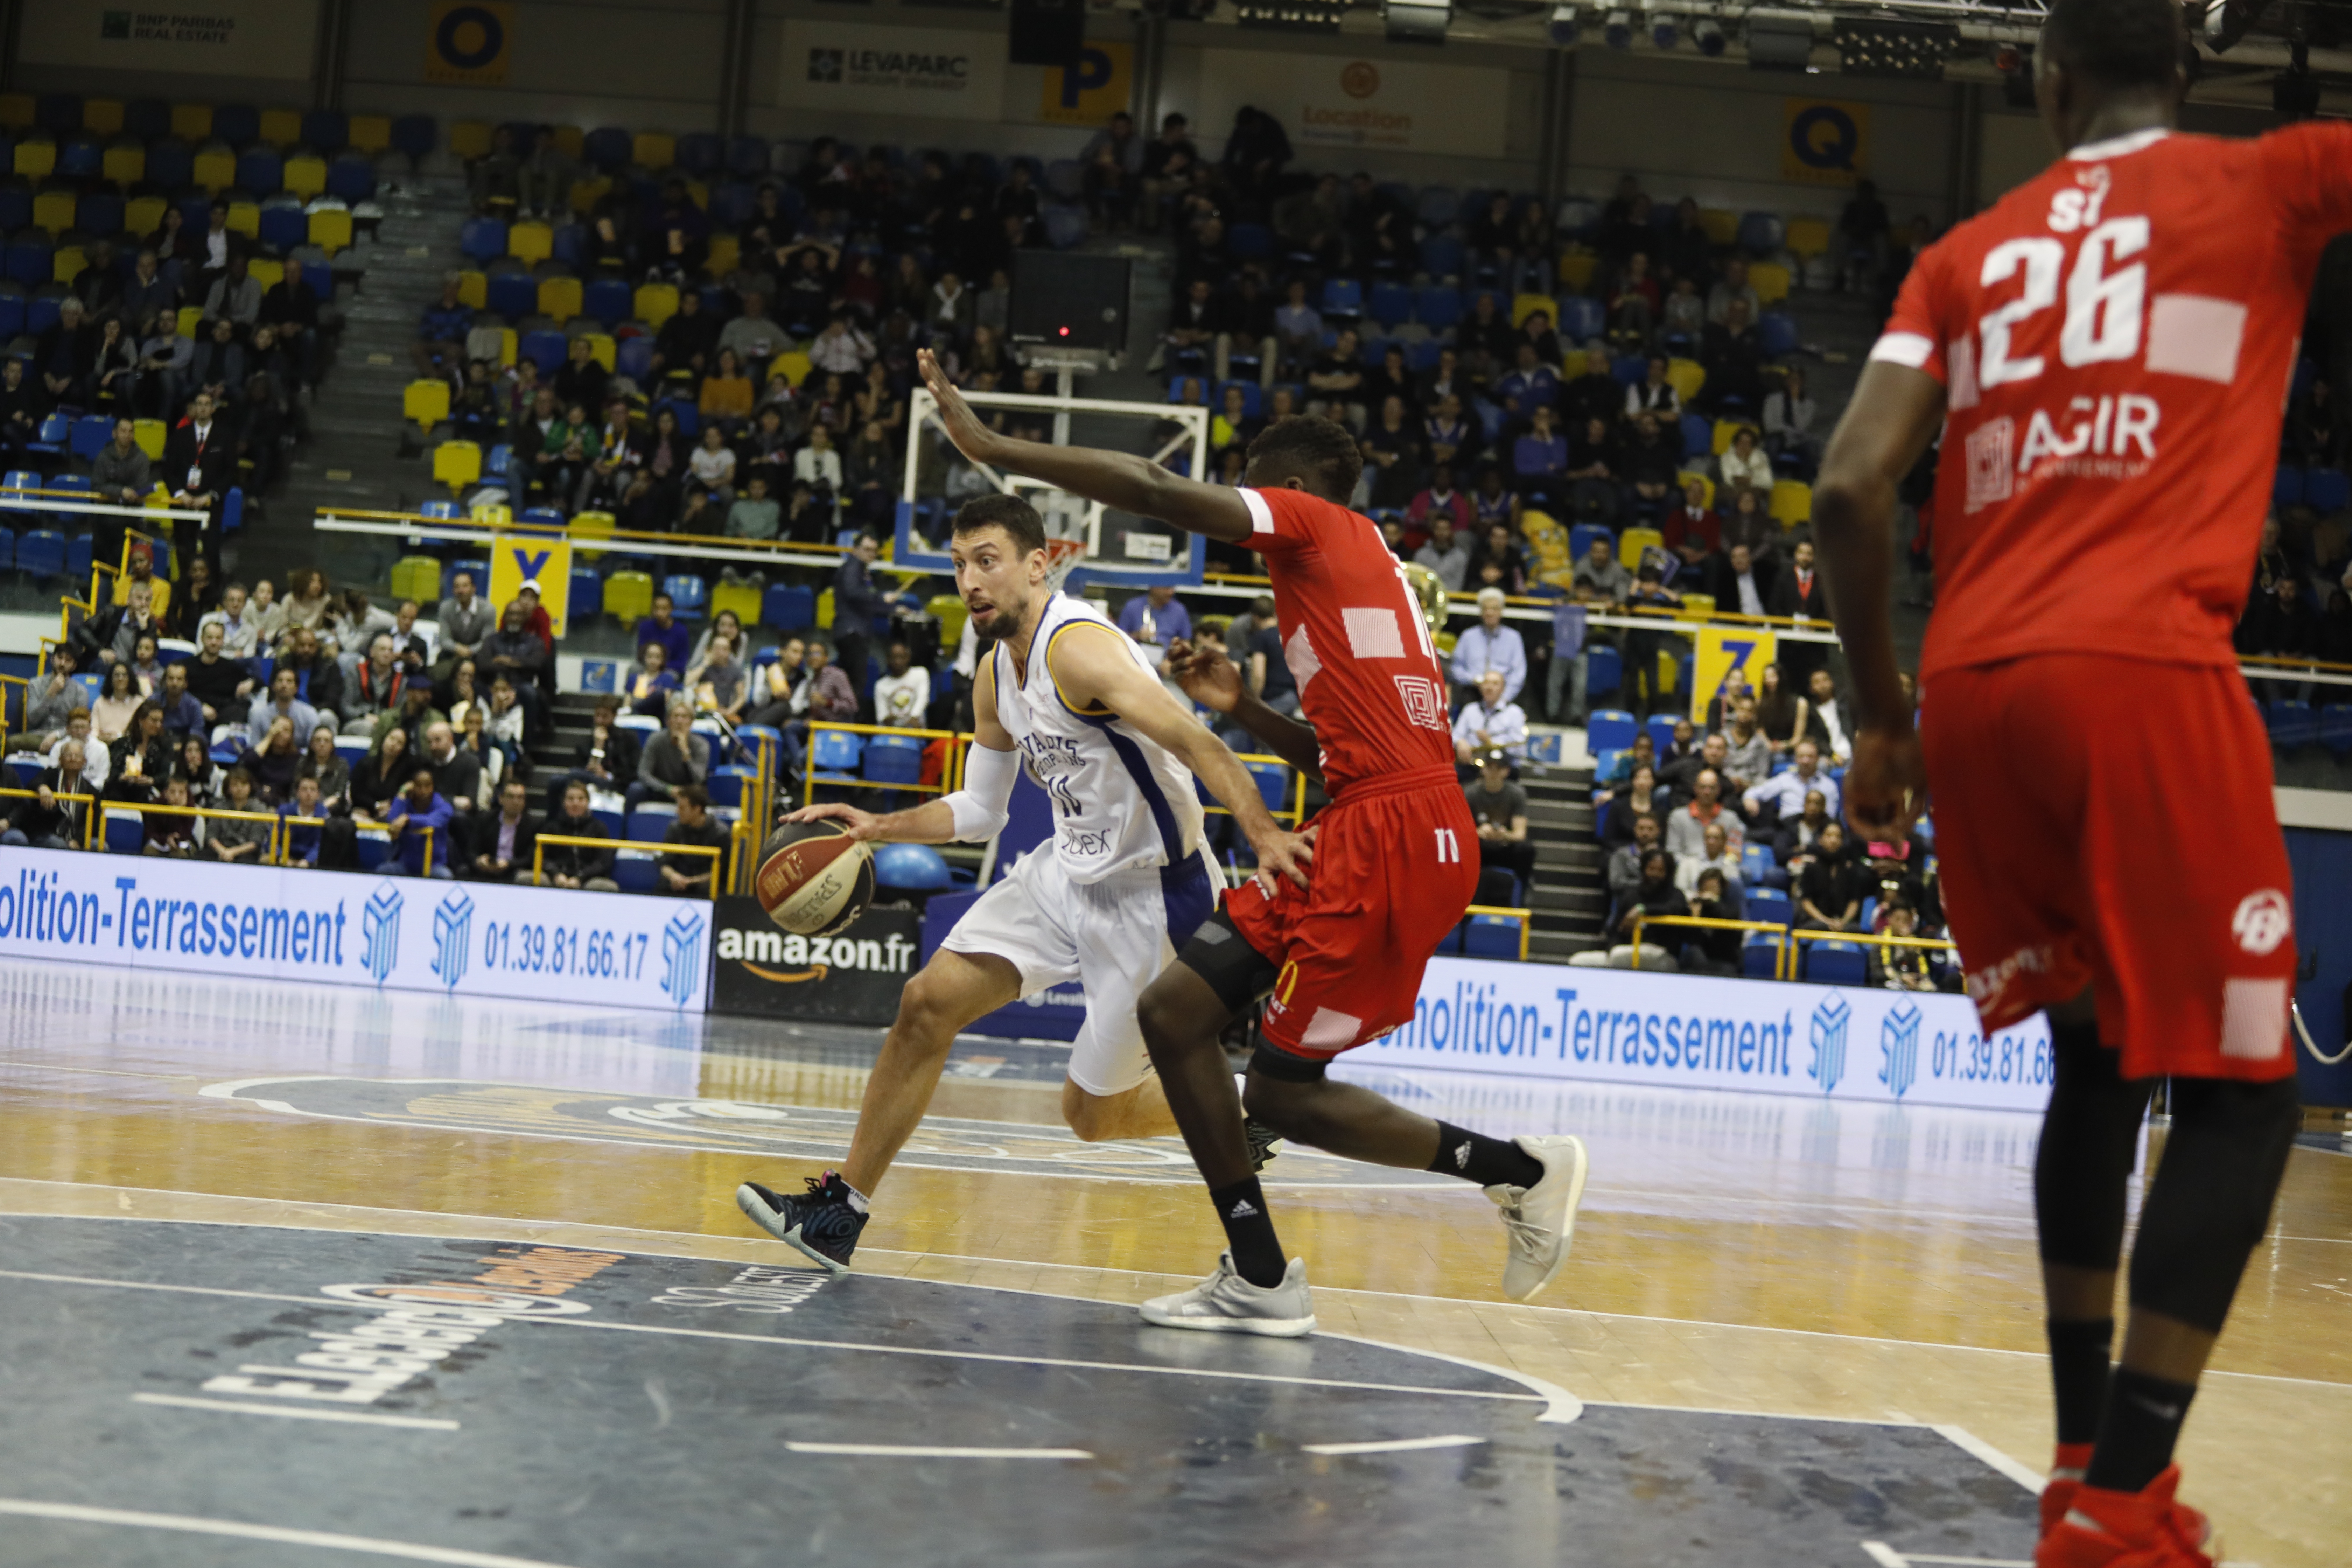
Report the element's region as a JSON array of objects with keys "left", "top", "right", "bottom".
[
  {"left": 1872, "top": 123, "right": 2352, "bottom": 681},
  {"left": 1236, "top": 485, "right": 1456, "bottom": 797}
]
